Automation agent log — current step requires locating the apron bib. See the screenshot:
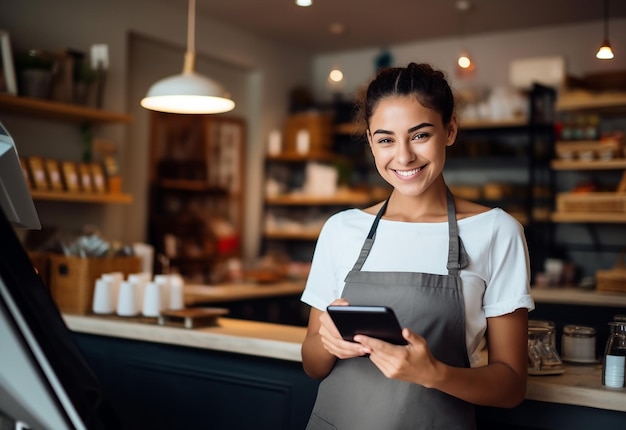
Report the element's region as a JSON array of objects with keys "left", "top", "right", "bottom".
[{"left": 307, "top": 190, "right": 476, "bottom": 430}]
